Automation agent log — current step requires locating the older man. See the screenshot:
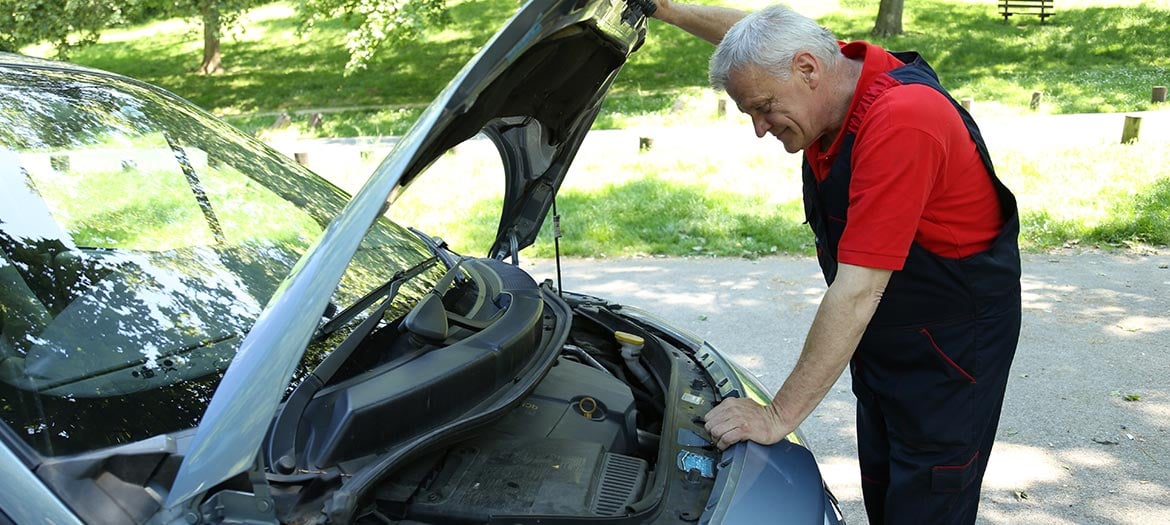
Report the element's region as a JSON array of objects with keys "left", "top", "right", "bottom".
[{"left": 648, "top": 2, "right": 1023, "bottom": 523}]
